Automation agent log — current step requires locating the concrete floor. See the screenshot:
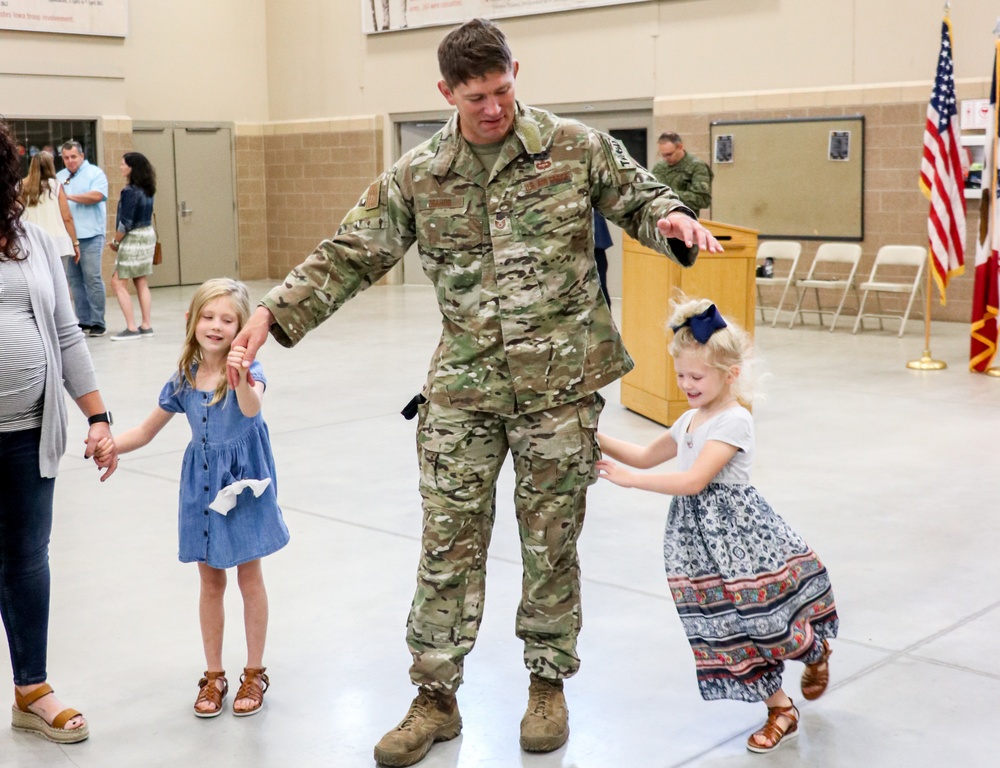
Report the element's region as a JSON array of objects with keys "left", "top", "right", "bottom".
[{"left": 3, "top": 281, "right": 999, "bottom": 767}]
